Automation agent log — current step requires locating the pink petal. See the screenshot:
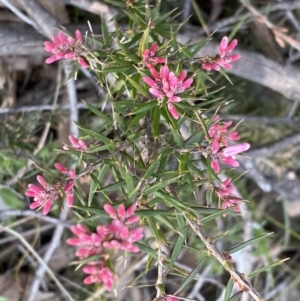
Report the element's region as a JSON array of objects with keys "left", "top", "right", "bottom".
[
  {"left": 27, "top": 184, "right": 43, "bottom": 194},
  {"left": 155, "top": 57, "right": 166, "bottom": 64},
  {"left": 37, "top": 175, "right": 47, "bottom": 189},
  {"left": 211, "top": 159, "right": 220, "bottom": 173},
  {"left": 149, "top": 88, "right": 164, "bottom": 98},
  {"left": 83, "top": 275, "right": 95, "bottom": 285},
  {"left": 222, "top": 143, "right": 250, "bottom": 156},
  {"left": 149, "top": 66, "right": 160, "bottom": 80},
  {"left": 104, "top": 204, "right": 116, "bottom": 218},
  {"left": 66, "top": 191, "right": 74, "bottom": 206},
  {"left": 117, "top": 204, "right": 126, "bottom": 218},
  {"left": 228, "top": 54, "right": 241, "bottom": 62},
  {"left": 219, "top": 36, "right": 228, "bottom": 57},
  {"left": 69, "top": 135, "right": 80, "bottom": 147},
  {"left": 55, "top": 162, "right": 68, "bottom": 173},
  {"left": 143, "top": 76, "right": 157, "bottom": 88},
  {"left": 64, "top": 52, "right": 76, "bottom": 59},
  {"left": 75, "top": 29, "right": 82, "bottom": 43},
  {"left": 150, "top": 42, "right": 158, "bottom": 54},
  {"left": 178, "top": 70, "right": 187, "bottom": 82},
  {"left": 169, "top": 96, "right": 181, "bottom": 103},
  {"left": 126, "top": 203, "right": 137, "bottom": 216},
  {"left": 45, "top": 55, "right": 61, "bottom": 64},
  {"left": 160, "top": 65, "right": 169, "bottom": 81},
  {"left": 44, "top": 41, "right": 55, "bottom": 52},
  {"left": 221, "top": 156, "right": 240, "bottom": 167},
  {"left": 43, "top": 201, "right": 53, "bottom": 215},
  {"left": 202, "top": 63, "right": 212, "bottom": 71},
  {"left": 226, "top": 39, "right": 238, "bottom": 53},
  {"left": 66, "top": 238, "right": 81, "bottom": 246},
  {"left": 168, "top": 103, "right": 179, "bottom": 120},
  {"left": 168, "top": 72, "right": 178, "bottom": 89},
  {"left": 71, "top": 224, "right": 88, "bottom": 236},
  {"left": 78, "top": 57, "right": 89, "bottom": 68},
  {"left": 30, "top": 201, "right": 42, "bottom": 209}
]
